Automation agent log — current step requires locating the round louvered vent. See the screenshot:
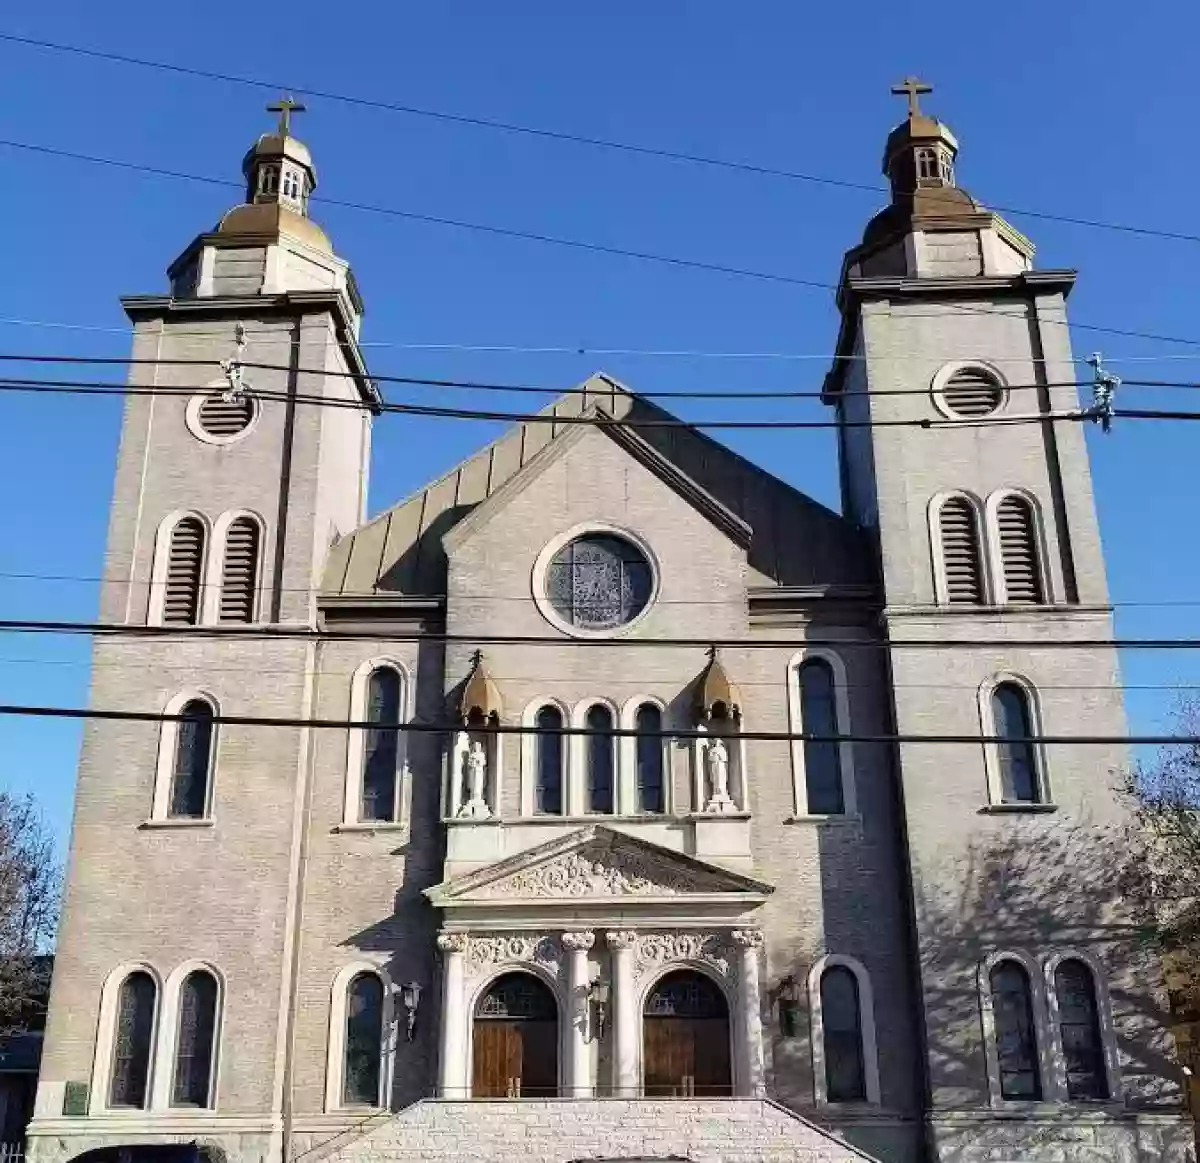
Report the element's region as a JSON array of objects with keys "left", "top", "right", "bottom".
[
  {"left": 195, "top": 393, "right": 255, "bottom": 439},
  {"left": 938, "top": 366, "right": 1004, "bottom": 418}
]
